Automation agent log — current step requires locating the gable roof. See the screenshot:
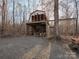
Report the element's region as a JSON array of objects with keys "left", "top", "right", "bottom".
[{"left": 30, "top": 10, "right": 45, "bottom": 16}]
